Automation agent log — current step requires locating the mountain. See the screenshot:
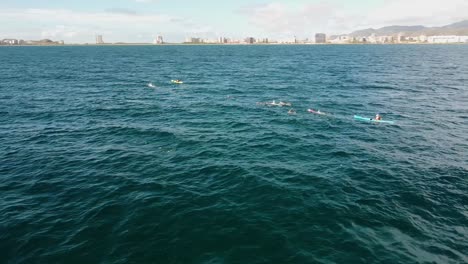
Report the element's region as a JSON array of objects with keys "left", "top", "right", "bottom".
[
  {"left": 443, "top": 20, "right": 468, "bottom": 29},
  {"left": 350, "top": 20, "right": 468, "bottom": 37},
  {"left": 350, "top": 25, "right": 425, "bottom": 37}
]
